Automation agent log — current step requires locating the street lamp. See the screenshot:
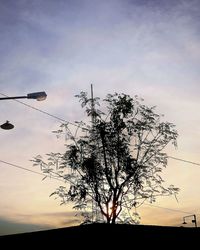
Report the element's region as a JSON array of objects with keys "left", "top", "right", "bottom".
[
  {"left": 182, "top": 214, "right": 197, "bottom": 228},
  {"left": 0, "top": 121, "right": 14, "bottom": 130},
  {"left": 0, "top": 91, "right": 47, "bottom": 101},
  {"left": 0, "top": 91, "right": 47, "bottom": 130}
]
